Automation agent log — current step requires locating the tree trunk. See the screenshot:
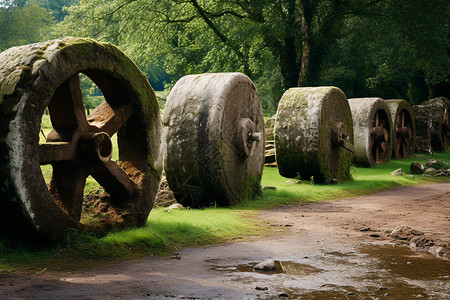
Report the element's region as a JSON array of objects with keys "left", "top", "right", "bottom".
[{"left": 298, "top": 1, "right": 310, "bottom": 87}]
